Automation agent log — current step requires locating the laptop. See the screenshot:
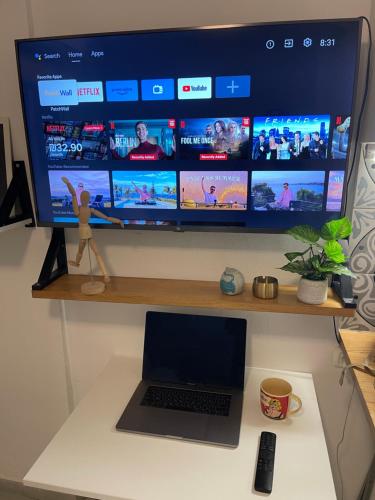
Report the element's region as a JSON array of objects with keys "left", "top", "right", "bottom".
[{"left": 116, "top": 311, "right": 247, "bottom": 447}]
